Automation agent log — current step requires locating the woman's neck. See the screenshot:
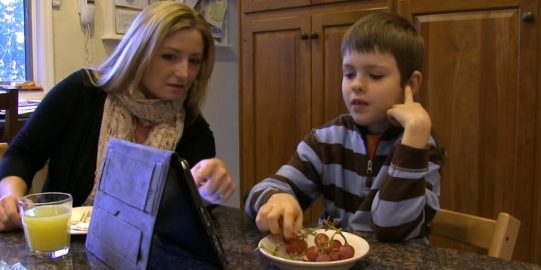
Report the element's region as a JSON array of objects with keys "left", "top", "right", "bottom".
[{"left": 134, "top": 119, "right": 152, "bottom": 144}]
